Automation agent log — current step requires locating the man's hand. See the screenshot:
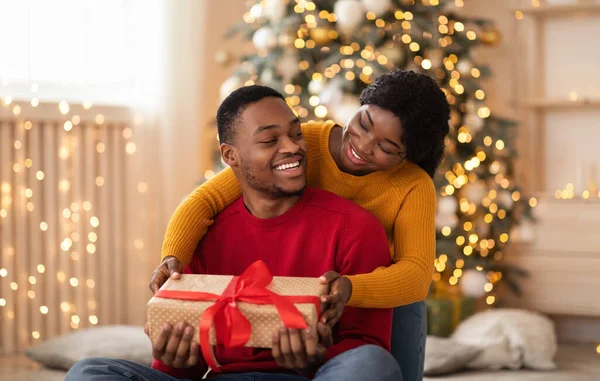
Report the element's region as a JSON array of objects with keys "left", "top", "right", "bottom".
[
  {"left": 149, "top": 256, "right": 182, "bottom": 294},
  {"left": 146, "top": 322, "right": 199, "bottom": 369},
  {"left": 271, "top": 322, "right": 332, "bottom": 374},
  {"left": 318, "top": 271, "right": 352, "bottom": 328}
]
